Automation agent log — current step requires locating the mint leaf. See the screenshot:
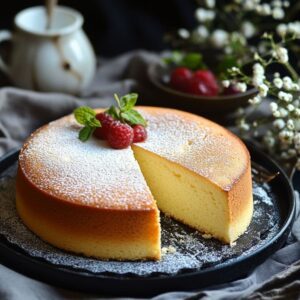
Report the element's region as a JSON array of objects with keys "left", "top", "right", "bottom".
[
  {"left": 119, "top": 93, "right": 138, "bottom": 111},
  {"left": 163, "top": 51, "right": 206, "bottom": 70},
  {"left": 121, "top": 109, "right": 147, "bottom": 126},
  {"left": 106, "top": 105, "right": 119, "bottom": 119},
  {"left": 79, "top": 126, "right": 94, "bottom": 142},
  {"left": 181, "top": 53, "right": 205, "bottom": 70},
  {"left": 74, "top": 106, "right": 96, "bottom": 125},
  {"left": 163, "top": 51, "right": 184, "bottom": 65},
  {"left": 86, "top": 115, "right": 101, "bottom": 128}
]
